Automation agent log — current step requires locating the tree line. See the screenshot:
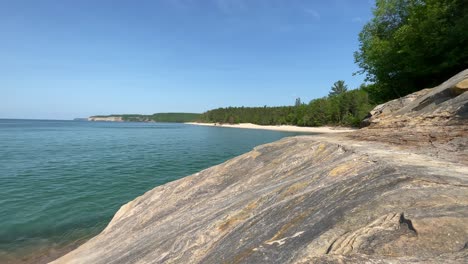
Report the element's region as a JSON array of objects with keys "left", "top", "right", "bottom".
[
  {"left": 355, "top": 0, "right": 467, "bottom": 103},
  {"left": 201, "top": 0, "right": 466, "bottom": 126},
  {"left": 199, "top": 81, "right": 374, "bottom": 127},
  {"left": 95, "top": 1, "right": 465, "bottom": 127}
]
